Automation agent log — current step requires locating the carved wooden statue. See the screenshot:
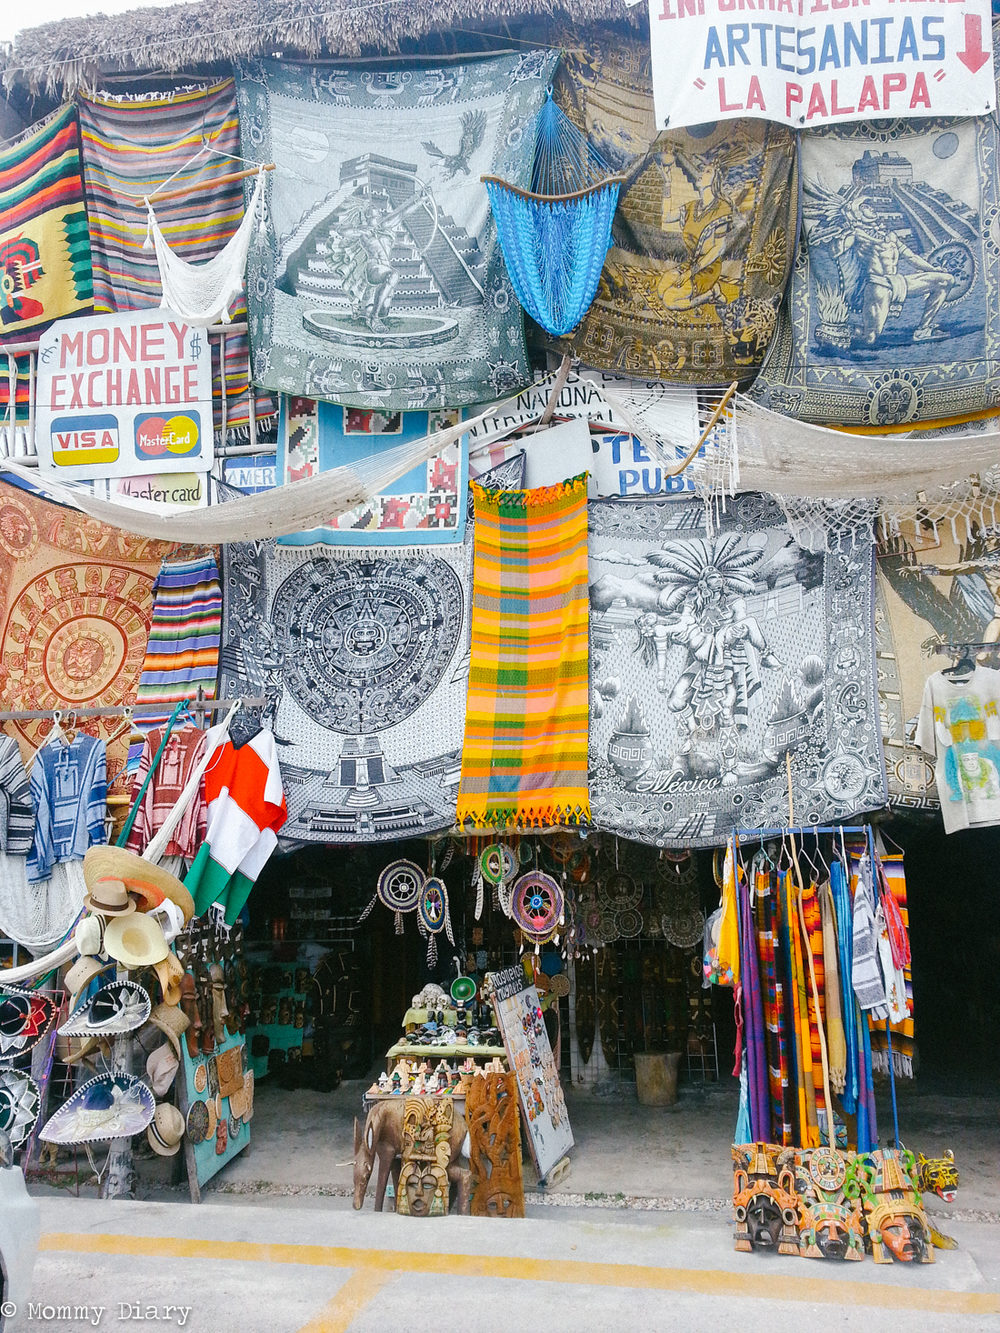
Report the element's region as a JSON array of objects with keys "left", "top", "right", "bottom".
[
  {"left": 793, "top": 1147, "right": 865, "bottom": 1261},
  {"left": 396, "top": 1096, "right": 453, "bottom": 1217},
  {"left": 859, "top": 1149, "right": 935, "bottom": 1264},
  {"left": 732, "top": 1142, "right": 800, "bottom": 1255},
  {"left": 467, "top": 1072, "right": 524, "bottom": 1219}
]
